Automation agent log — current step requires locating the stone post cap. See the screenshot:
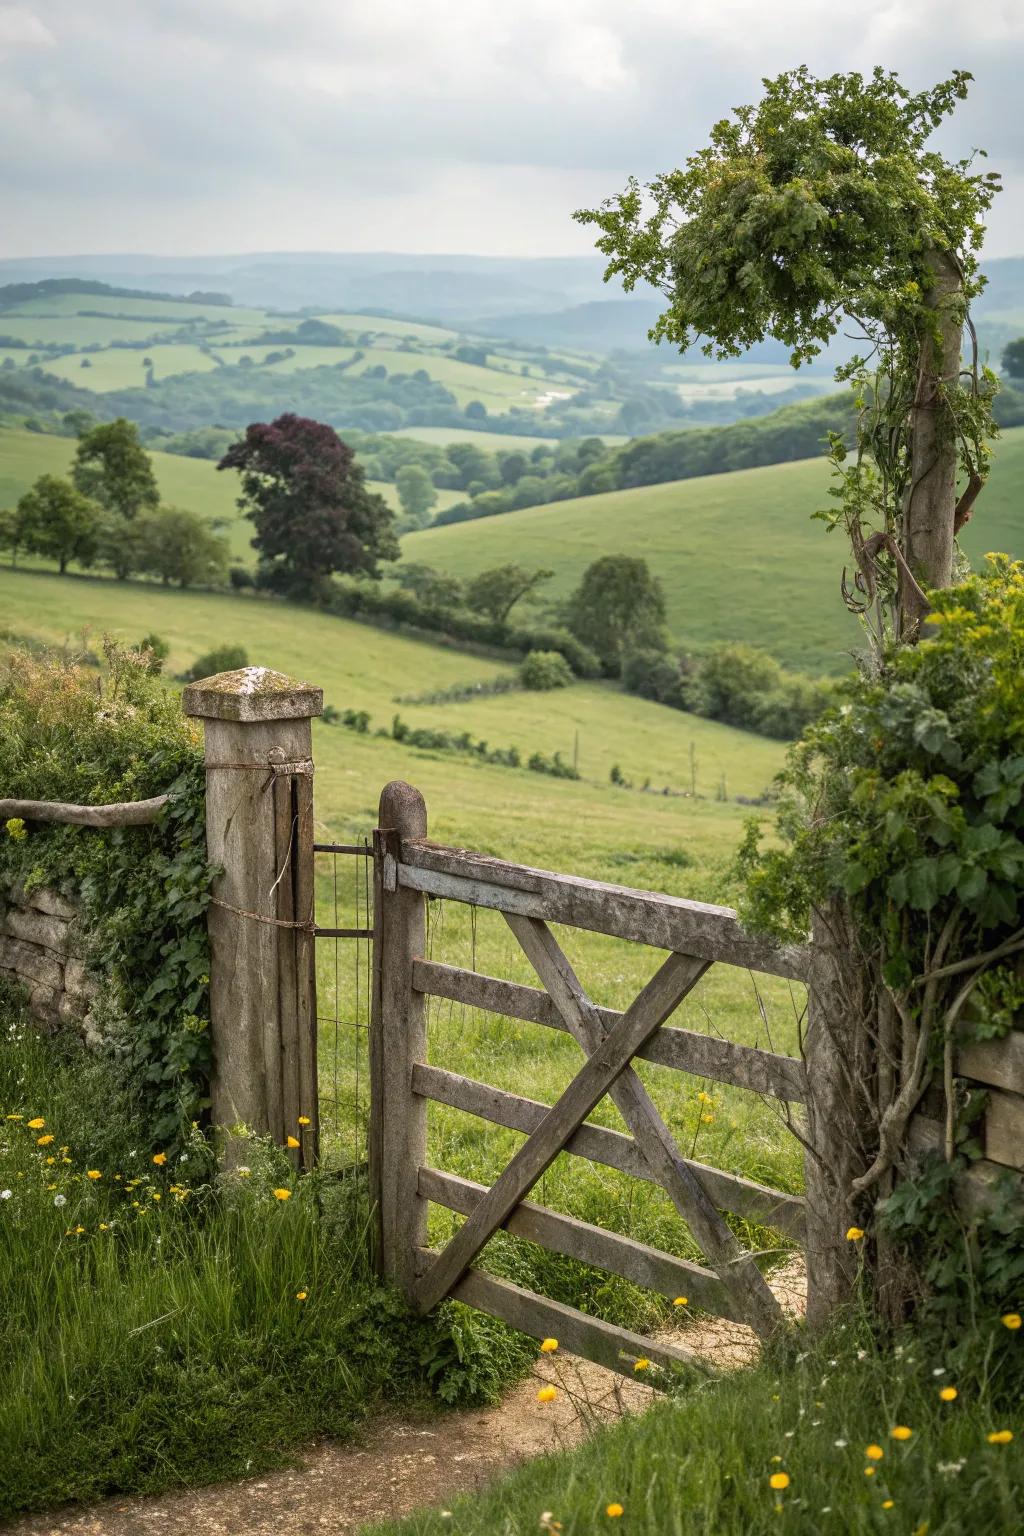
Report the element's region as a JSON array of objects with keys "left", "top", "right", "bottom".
[{"left": 182, "top": 666, "right": 323, "bottom": 723}]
